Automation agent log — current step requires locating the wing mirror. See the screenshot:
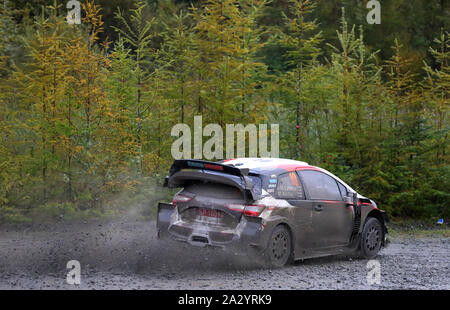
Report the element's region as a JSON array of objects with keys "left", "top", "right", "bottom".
[
  {"left": 344, "top": 196, "right": 353, "bottom": 203},
  {"left": 344, "top": 193, "right": 357, "bottom": 204}
]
